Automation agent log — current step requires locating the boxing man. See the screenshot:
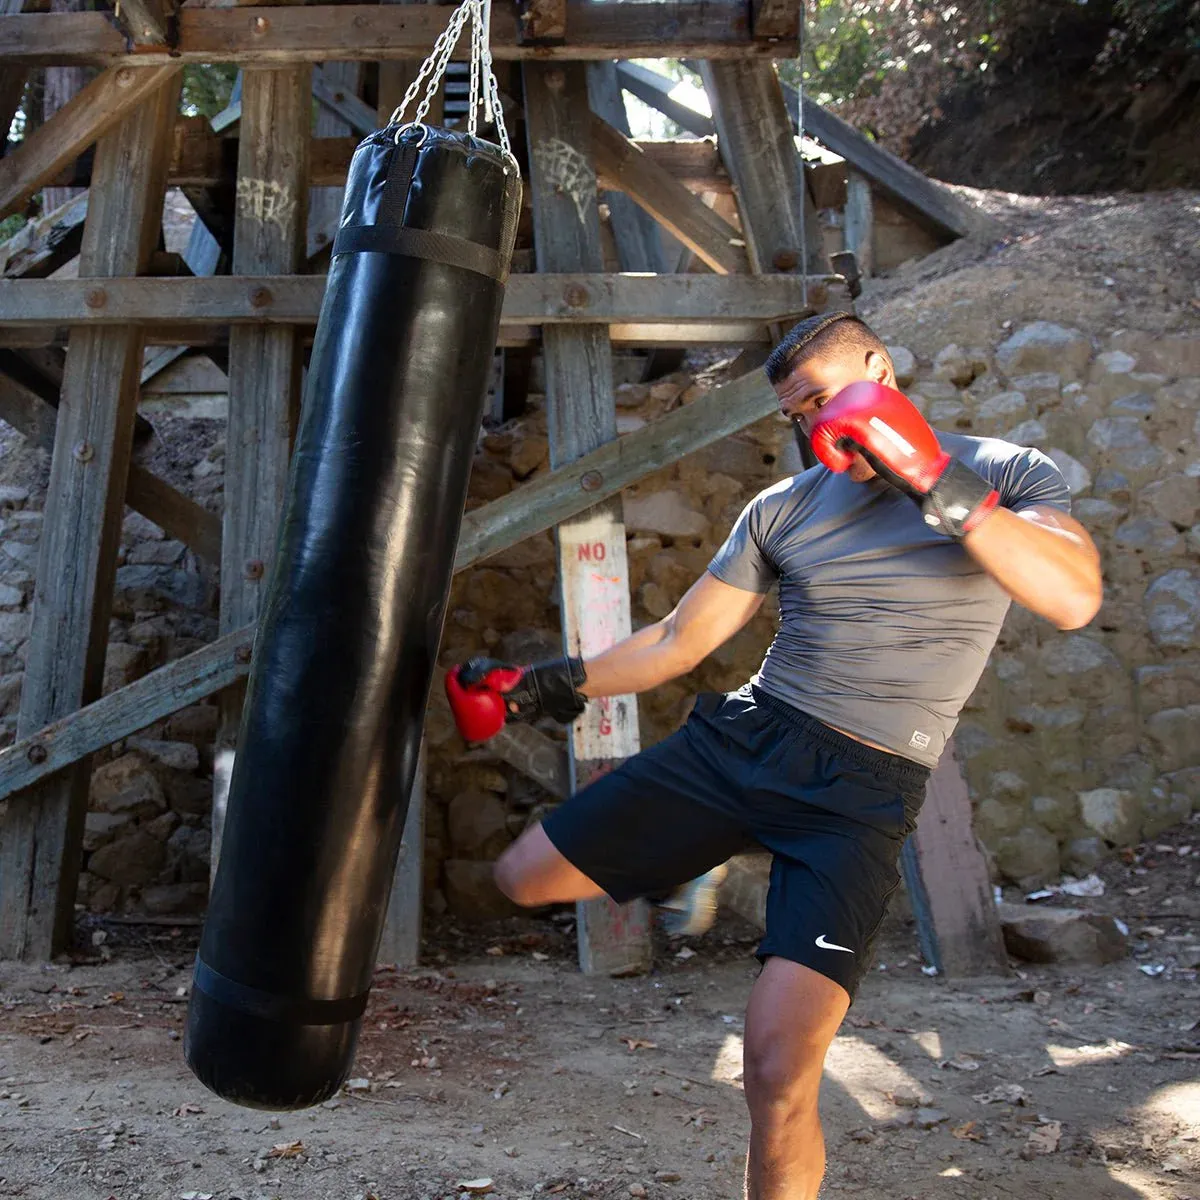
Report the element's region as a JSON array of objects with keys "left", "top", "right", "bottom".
[{"left": 446, "top": 312, "right": 1102, "bottom": 1200}]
